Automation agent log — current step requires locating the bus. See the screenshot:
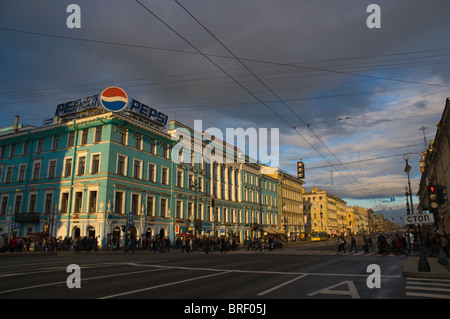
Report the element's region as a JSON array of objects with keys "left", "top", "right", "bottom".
[{"left": 310, "top": 231, "right": 328, "bottom": 242}]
